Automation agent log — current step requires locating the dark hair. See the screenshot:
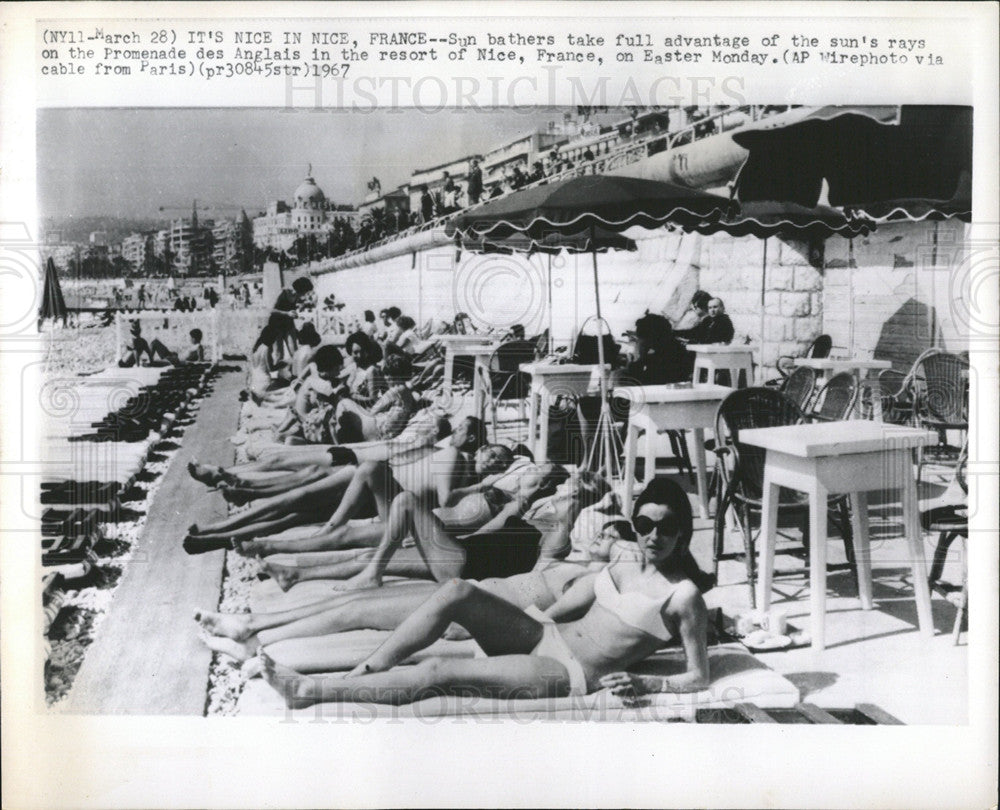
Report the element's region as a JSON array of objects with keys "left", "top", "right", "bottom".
[
  {"left": 479, "top": 444, "right": 514, "bottom": 475},
  {"left": 364, "top": 310, "right": 375, "bottom": 322},
  {"left": 345, "top": 330, "right": 380, "bottom": 367},
  {"left": 382, "top": 351, "right": 412, "bottom": 381},
  {"left": 189, "top": 328, "right": 203, "bottom": 342},
  {"left": 298, "top": 322, "right": 321, "bottom": 347},
  {"left": 691, "top": 290, "right": 712, "bottom": 311},
  {"left": 396, "top": 315, "right": 416, "bottom": 331},
  {"left": 531, "top": 463, "right": 571, "bottom": 503},
  {"left": 460, "top": 416, "right": 488, "bottom": 452},
  {"left": 386, "top": 306, "right": 401, "bottom": 320},
  {"left": 603, "top": 518, "right": 636, "bottom": 544},
  {"left": 313, "top": 345, "right": 344, "bottom": 376},
  {"left": 252, "top": 323, "right": 281, "bottom": 351},
  {"left": 291, "top": 277, "right": 314, "bottom": 295},
  {"left": 632, "top": 477, "right": 713, "bottom": 592},
  {"left": 634, "top": 312, "right": 674, "bottom": 344}
]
